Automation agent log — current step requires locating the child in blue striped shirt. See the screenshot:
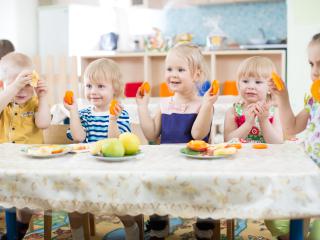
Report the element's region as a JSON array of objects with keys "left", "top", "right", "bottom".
[{"left": 64, "top": 58, "right": 137, "bottom": 240}]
